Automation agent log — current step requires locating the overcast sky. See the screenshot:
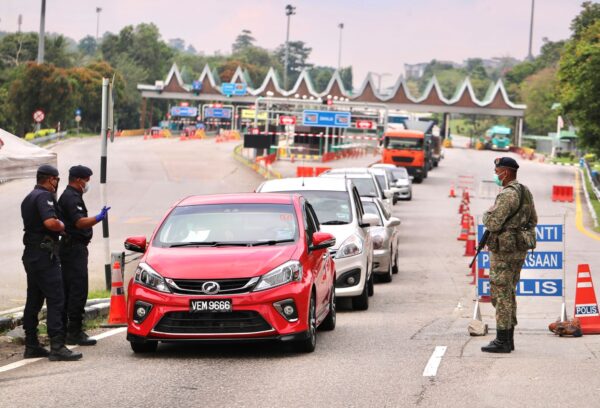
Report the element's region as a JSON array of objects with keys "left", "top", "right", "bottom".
[{"left": 1, "top": 0, "right": 585, "bottom": 87}]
